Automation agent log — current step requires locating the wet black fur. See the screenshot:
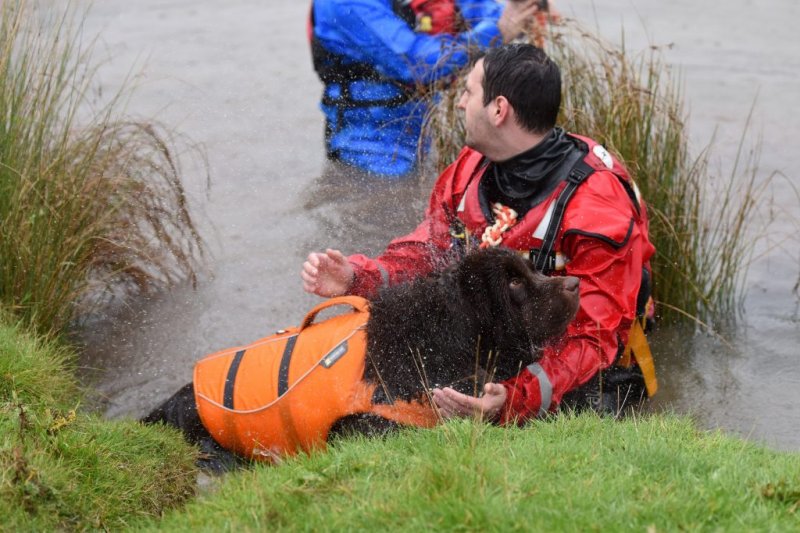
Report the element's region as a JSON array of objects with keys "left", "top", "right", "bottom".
[
  {"left": 143, "top": 248, "right": 580, "bottom": 468},
  {"left": 364, "top": 247, "right": 580, "bottom": 402}
]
